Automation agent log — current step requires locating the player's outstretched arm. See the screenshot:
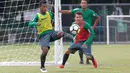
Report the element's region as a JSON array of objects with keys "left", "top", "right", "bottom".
[
  {"left": 28, "top": 14, "right": 38, "bottom": 27},
  {"left": 59, "top": 10, "right": 71, "bottom": 14},
  {"left": 59, "top": 8, "right": 81, "bottom": 15}
]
